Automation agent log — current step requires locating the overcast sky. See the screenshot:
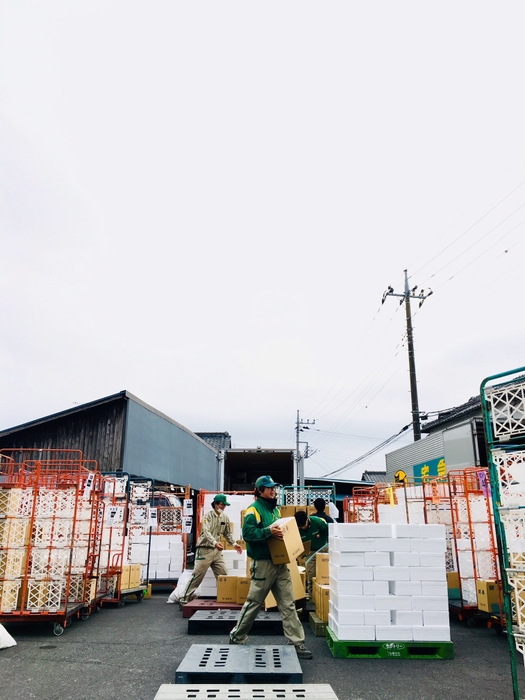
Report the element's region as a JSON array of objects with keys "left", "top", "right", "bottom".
[{"left": 1, "top": 2, "right": 523, "bottom": 481}]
